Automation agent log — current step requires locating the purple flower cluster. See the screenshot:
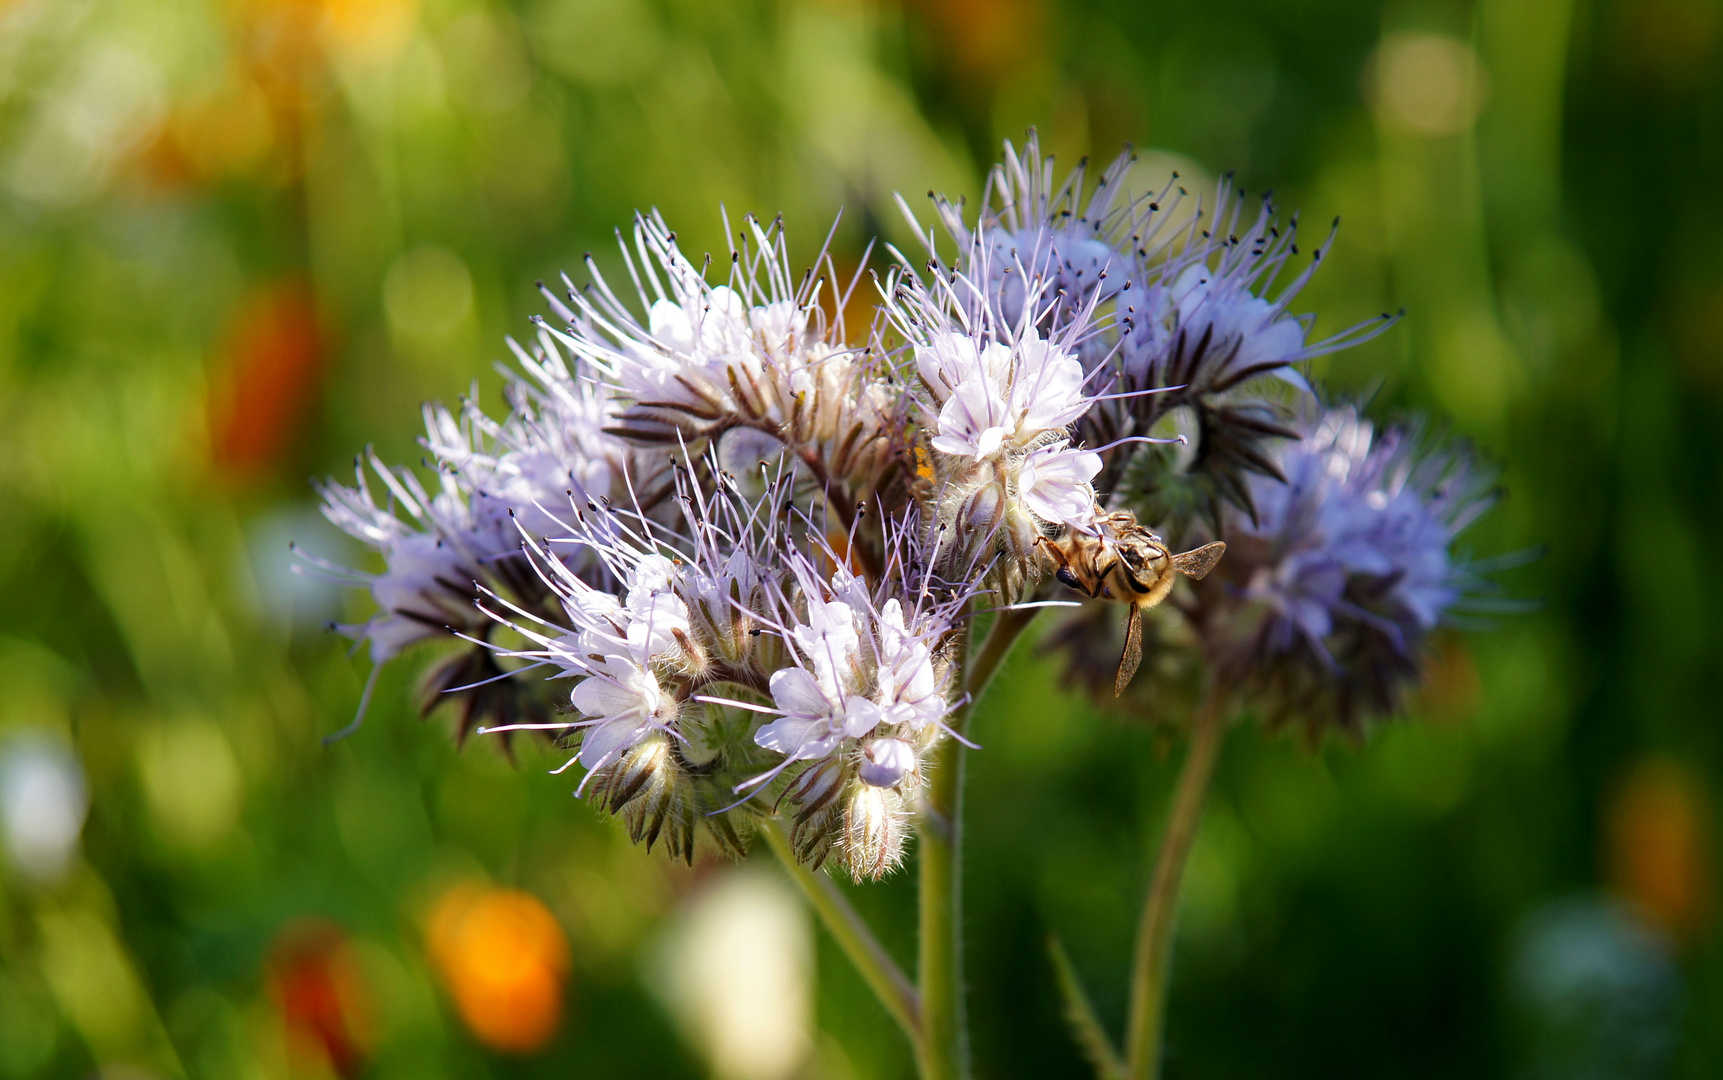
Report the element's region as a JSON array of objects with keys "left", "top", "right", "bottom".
[
  {"left": 303, "top": 133, "right": 1514, "bottom": 877},
  {"left": 1209, "top": 406, "right": 1498, "bottom": 735}
]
